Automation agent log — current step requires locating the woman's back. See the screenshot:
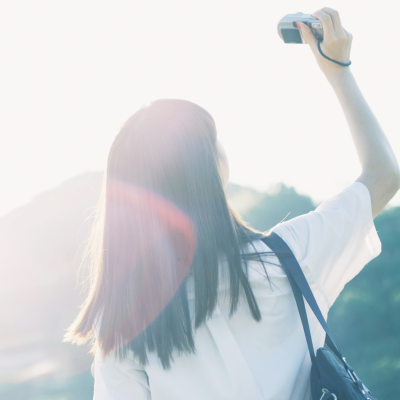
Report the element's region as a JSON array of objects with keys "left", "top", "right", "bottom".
[{"left": 93, "top": 182, "right": 381, "bottom": 400}]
